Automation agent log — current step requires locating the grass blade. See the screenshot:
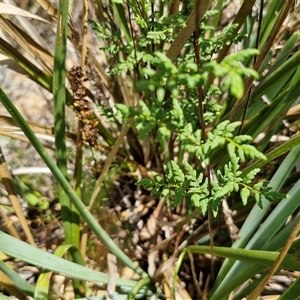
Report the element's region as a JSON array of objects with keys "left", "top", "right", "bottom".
[
  {"left": 0, "top": 87, "right": 147, "bottom": 278},
  {"left": 53, "top": 0, "right": 80, "bottom": 246},
  {"left": 0, "top": 259, "right": 35, "bottom": 297},
  {"left": 210, "top": 144, "right": 300, "bottom": 298},
  {"left": 0, "top": 231, "right": 136, "bottom": 288}
]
